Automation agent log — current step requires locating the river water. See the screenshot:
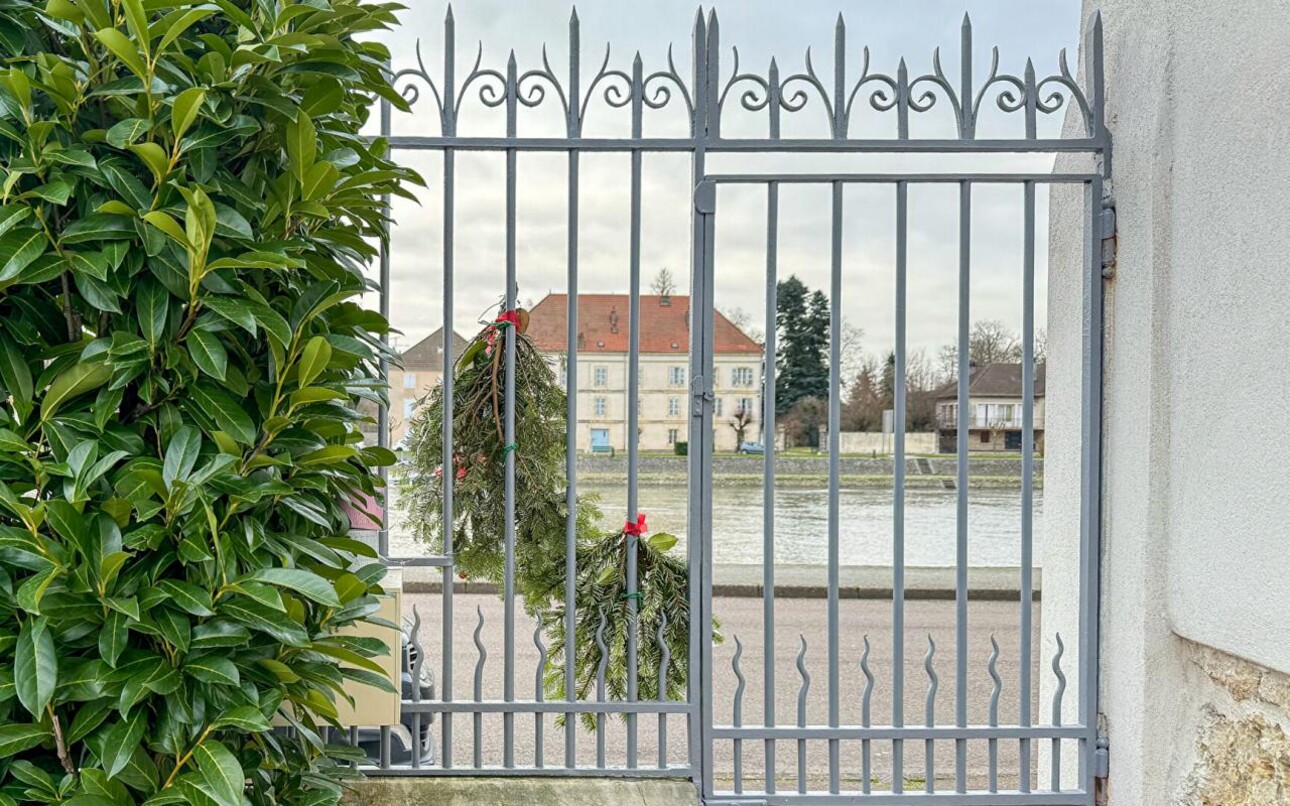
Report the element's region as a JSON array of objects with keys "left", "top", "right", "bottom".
[{"left": 387, "top": 482, "right": 1042, "bottom": 568}]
